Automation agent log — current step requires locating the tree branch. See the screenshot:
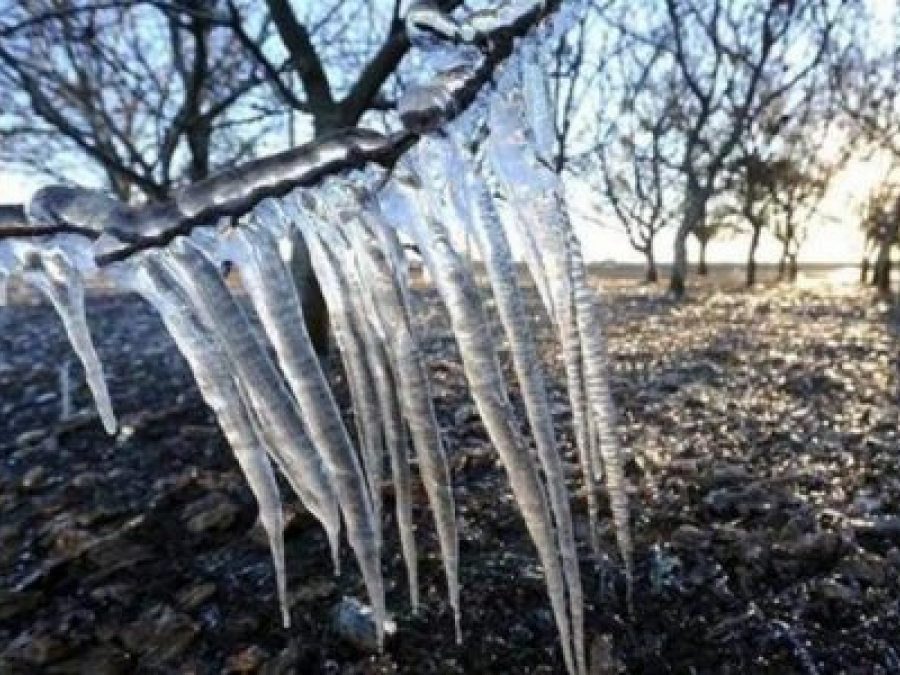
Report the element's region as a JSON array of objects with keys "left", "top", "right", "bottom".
[{"left": 1, "top": 0, "right": 562, "bottom": 266}]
